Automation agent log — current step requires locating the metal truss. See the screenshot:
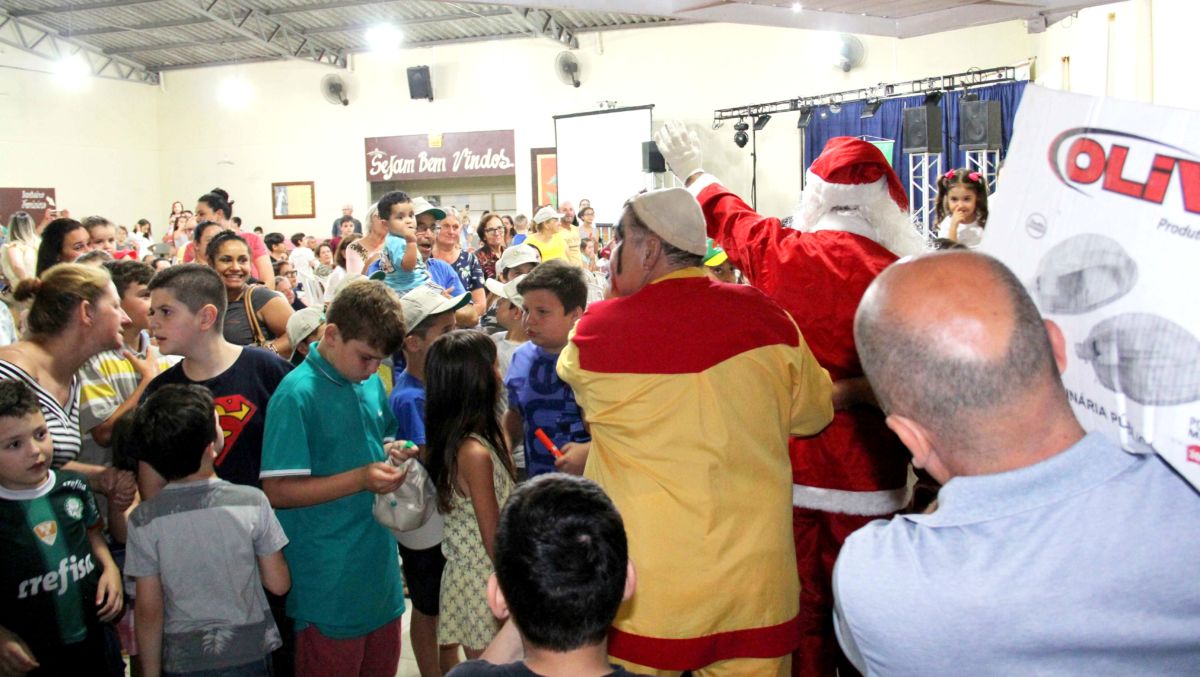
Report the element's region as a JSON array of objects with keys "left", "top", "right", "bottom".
[
  {"left": 964, "top": 149, "right": 1002, "bottom": 193},
  {"left": 714, "top": 66, "right": 1020, "bottom": 122},
  {"left": 0, "top": 8, "right": 160, "bottom": 84},
  {"left": 909, "top": 152, "right": 942, "bottom": 239},
  {"left": 174, "top": 0, "right": 347, "bottom": 69},
  {"left": 506, "top": 6, "right": 578, "bottom": 49}
]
